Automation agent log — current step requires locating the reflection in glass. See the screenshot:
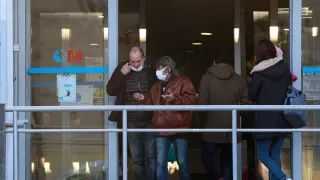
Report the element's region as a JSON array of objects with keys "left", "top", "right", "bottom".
[
  {"left": 302, "top": 0, "right": 320, "bottom": 179},
  {"left": 30, "top": 0, "right": 108, "bottom": 179}
]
